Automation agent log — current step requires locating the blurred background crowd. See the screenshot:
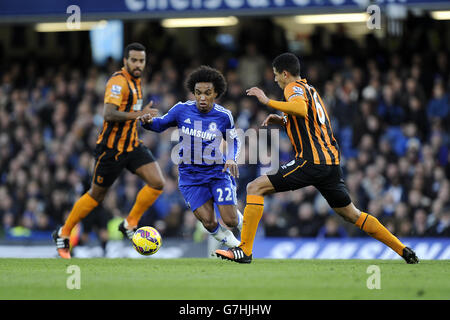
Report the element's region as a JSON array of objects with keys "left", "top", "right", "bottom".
[{"left": 0, "top": 18, "right": 449, "bottom": 246}]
